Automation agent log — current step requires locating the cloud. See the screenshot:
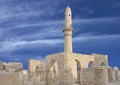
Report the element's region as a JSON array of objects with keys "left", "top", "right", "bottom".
[
  {"left": 0, "top": 33, "right": 120, "bottom": 53},
  {"left": 0, "top": 29, "right": 5, "bottom": 37},
  {"left": 0, "top": 6, "right": 45, "bottom": 22},
  {"left": 0, "top": 0, "right": 61, "bottom": 23},
  {"left": 73, "top": 16, "right": 120, "bottom": 23},
  {"left": 73, "top": 34, "right": 120, "bottom": 42},
  {"left": 0, "top": 39, "right": 63, "bottom": 52},
  {"left": 3, "top": 16, "right": 119, "bottom": 30},
  {"left": 8, "top": 20, "right": 64, "bottom": 29},
  {"left": 0, "top": 15, "right": 120, "bottom": 53}
]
